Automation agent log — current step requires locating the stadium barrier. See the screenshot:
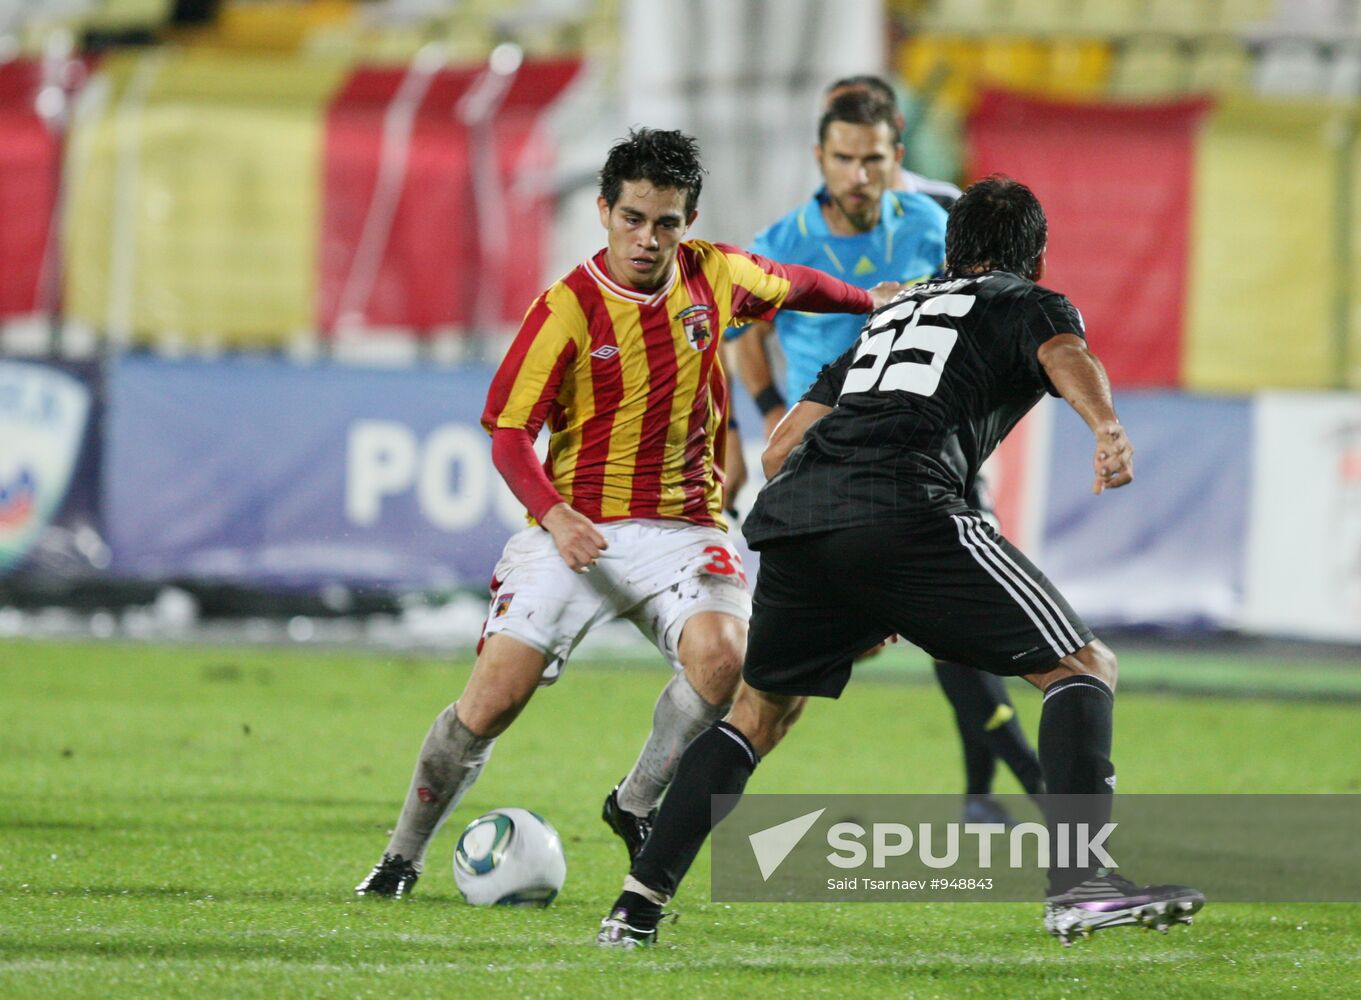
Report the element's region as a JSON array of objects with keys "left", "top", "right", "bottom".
[
  {"left": 5, "top": 355, "right": 1358, "bottom": 642},
  {"left": 0, "top": 358, "right": 105, "bottom": 579}
]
